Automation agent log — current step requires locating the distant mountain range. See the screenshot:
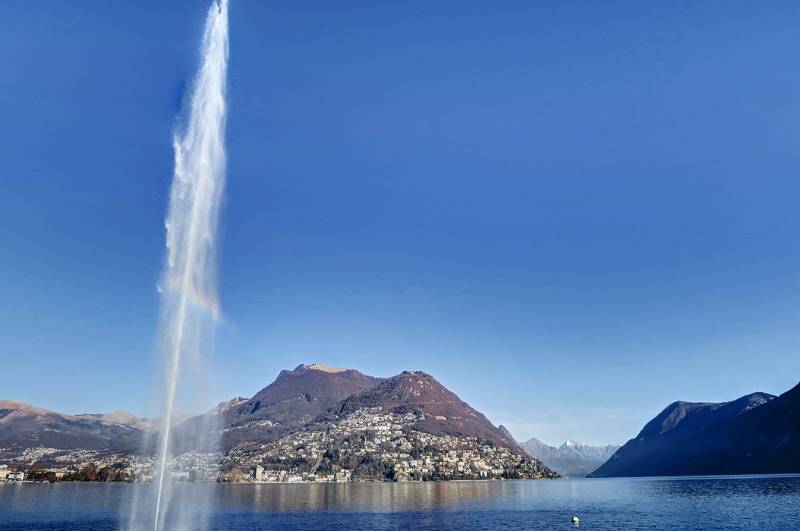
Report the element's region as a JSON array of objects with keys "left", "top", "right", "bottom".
[
  {"left": 518, "top": 436, "right": 619, "bottom": 477},
  {"left": 559, "top": 440, "right": 619, "bottom": 463},
  {"left": 0, "top": 401, "right": 144, "bottom": 452},
  {"left": 591, "top": 382, "right": 800, "bottom": 477}
]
